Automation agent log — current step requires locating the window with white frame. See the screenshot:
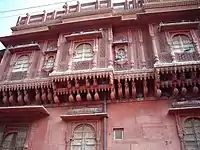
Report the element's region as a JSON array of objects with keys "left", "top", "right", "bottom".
[
  {"left": 113, "top": 128, "right": 124, "bottom": 140},
  {"left": 71, "top": 124, "right": 96, "bottom": 150},
  {"left": 184, "top": 118, "right": 200, "bottom": 150},
  {"left": 44, "top": 56, "right": 55, "bottom": 69},
  {"left": 172, "top": 34, "right": 195, "bottom": 53},
  {"left": 12, "top": 55, "right": 30, "bottom": 72},
  {"left": 74, "top": 43, "right": 93, "bottom": 61}
]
